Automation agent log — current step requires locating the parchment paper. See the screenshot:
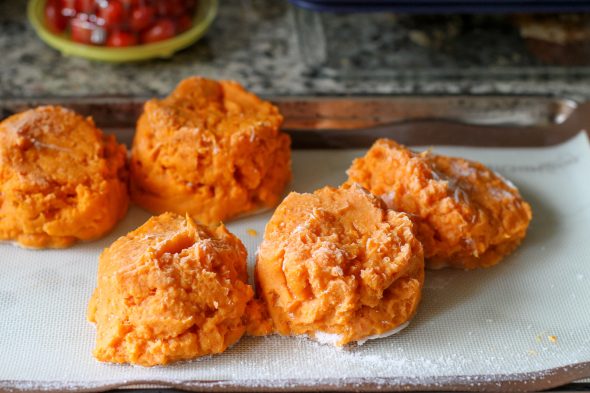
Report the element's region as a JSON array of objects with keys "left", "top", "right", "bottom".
[{"left": 1, "top": 133, "right": 590, "bottom": 391}]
